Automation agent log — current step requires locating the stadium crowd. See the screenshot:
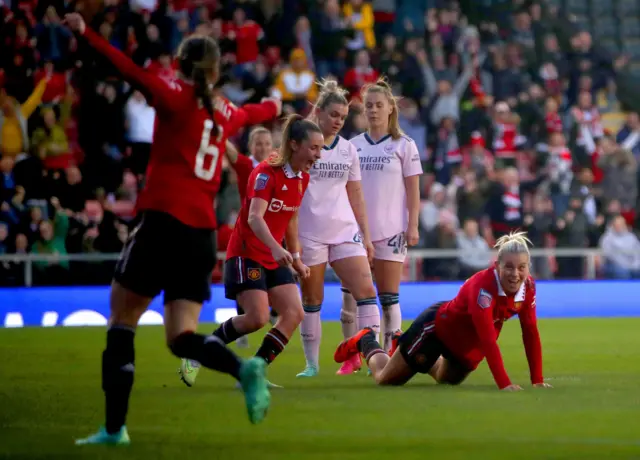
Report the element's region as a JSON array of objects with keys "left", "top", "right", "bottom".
[{"left": 2, "top": 0, "right": 640, "bottom": 286}]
